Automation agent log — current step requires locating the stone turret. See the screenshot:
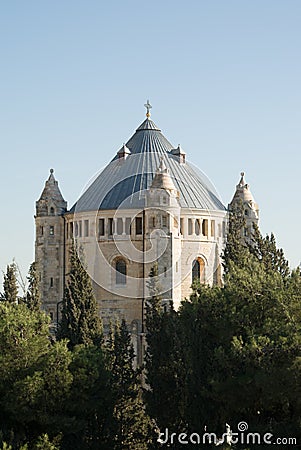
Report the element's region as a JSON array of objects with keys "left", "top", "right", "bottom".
[
  {"left": 230, "top": 171, "right": 259, "bottom": 238},
  {"left": 145, "top": 158, "right": 181, "bottom": 308},
  {"left": 35, "top": 169, "right": 67, "bottom": 322}
]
